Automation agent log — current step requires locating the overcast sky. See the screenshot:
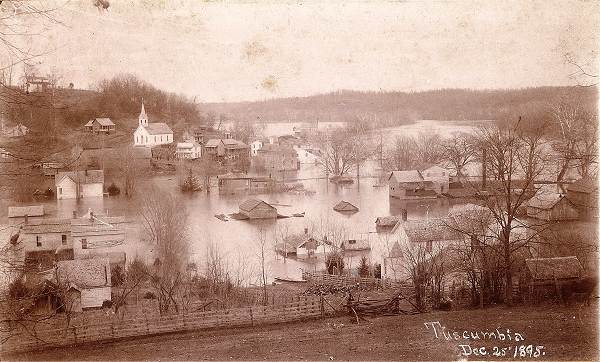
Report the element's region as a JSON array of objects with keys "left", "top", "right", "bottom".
[{"left": 30, "top": 1, "right": 600, "bottom": 102}]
